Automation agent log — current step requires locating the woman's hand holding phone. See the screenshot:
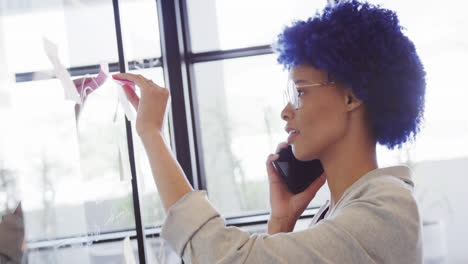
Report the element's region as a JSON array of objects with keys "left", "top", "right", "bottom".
[{"left": 266, "top": 142, "right": 327, "bottom": 234}]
